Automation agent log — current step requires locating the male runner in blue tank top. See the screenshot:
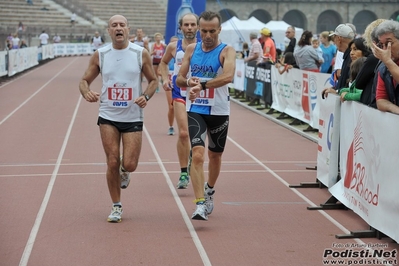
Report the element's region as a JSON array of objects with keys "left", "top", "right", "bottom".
[
  {"left": 176, "top": 11, "right": 236, "bottom": 220},
  {"left": 159, "top": 13, "right": 199, "bottom": 189}
]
